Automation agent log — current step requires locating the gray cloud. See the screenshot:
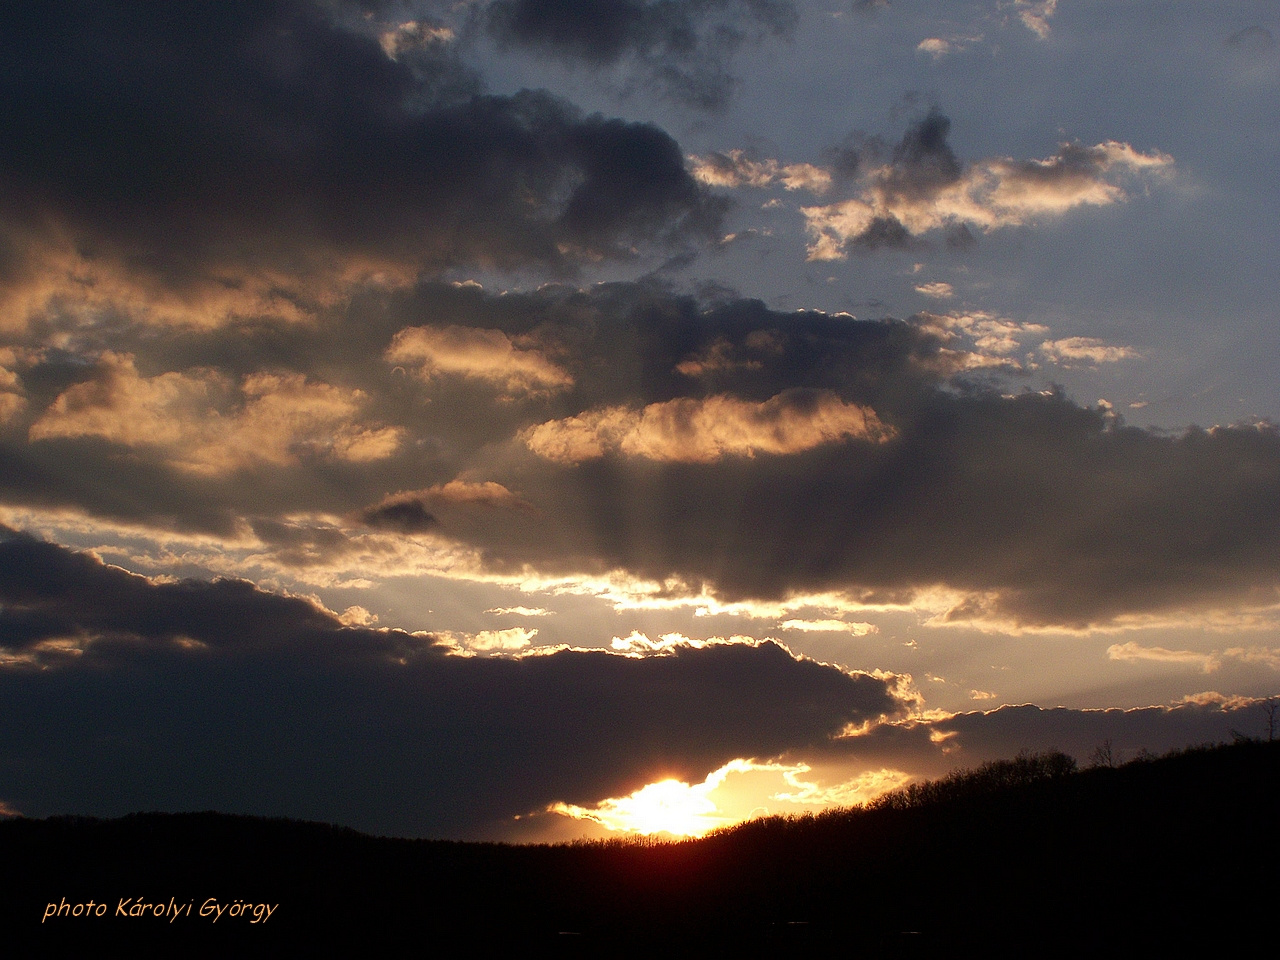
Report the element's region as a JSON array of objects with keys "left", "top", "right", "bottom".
[
  {"left": 0, "top": 530, "right": 905, "bottom": 836},
  {"left": 821, "top": 696, "right": 1274, "bottom": 781},
  {"left": 485, "top": 0, "right": 798, "bottom": 110},
  {"left": 0, "top": 0, "right": 722, "bottom": 321}
]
